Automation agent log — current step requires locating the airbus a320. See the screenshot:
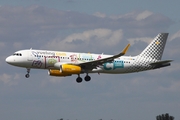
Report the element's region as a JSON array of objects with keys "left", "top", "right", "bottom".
[{"left": 6, "top": 33, "right": 172, "bottom": 83}]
